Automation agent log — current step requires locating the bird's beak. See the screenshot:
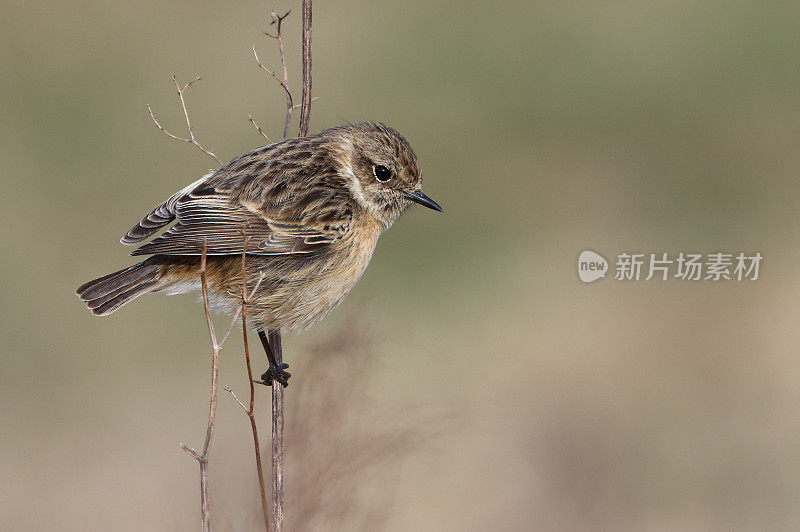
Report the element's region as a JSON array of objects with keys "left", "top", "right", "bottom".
[{"left": 404, "top": 190, "right": 443, "bottom": 212}]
